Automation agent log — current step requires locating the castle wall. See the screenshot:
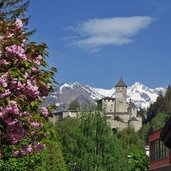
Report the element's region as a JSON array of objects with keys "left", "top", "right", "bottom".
[
  {"left": 115, "top": 87, "right": 128, "bottom": 113},
  {"left": 116, "top": 114, "right": 130, "bottom": 123},
  {"left": 108, "top": 119, "right": 128, "bottom": 130},
  {"left": 102, "top": 99, "right": 115, "bottom": 113},
  {"left": 128, "top": 117, "right": 142, "bottom": 131}
]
